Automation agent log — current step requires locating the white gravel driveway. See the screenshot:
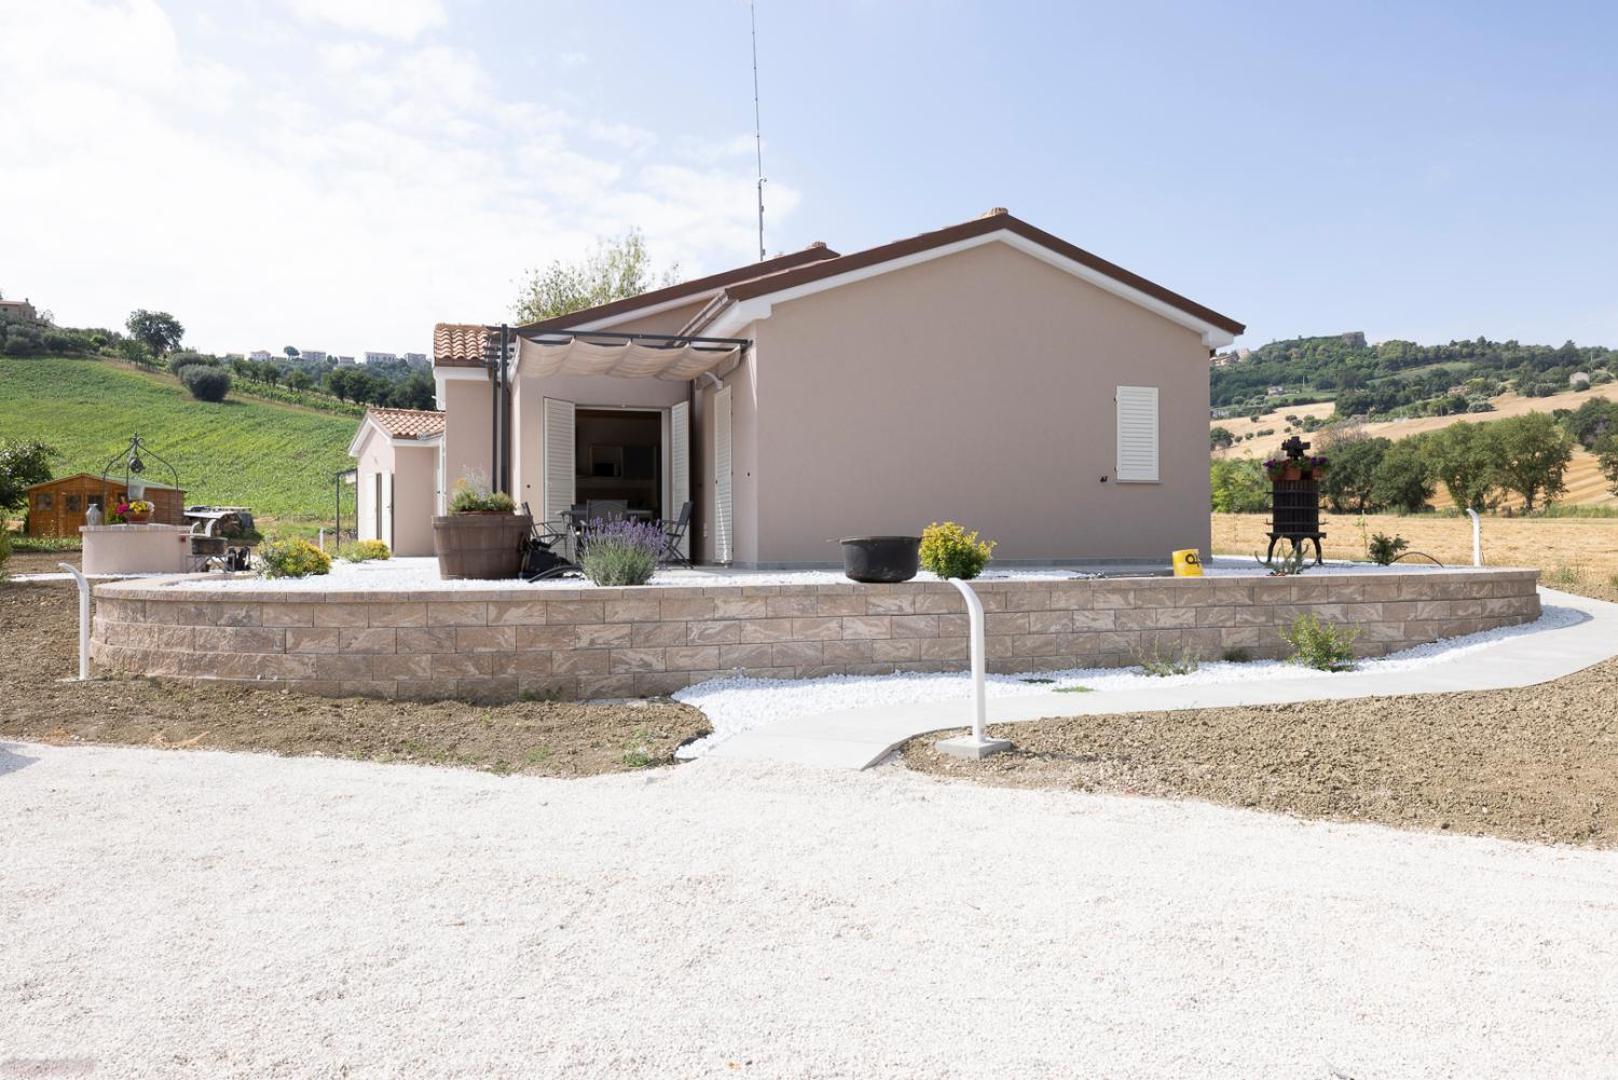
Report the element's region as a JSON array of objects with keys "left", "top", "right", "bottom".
[{"left": 3, "top": 741, "right": 1616, "bottom": 1078}]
